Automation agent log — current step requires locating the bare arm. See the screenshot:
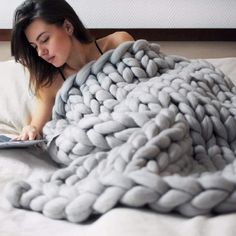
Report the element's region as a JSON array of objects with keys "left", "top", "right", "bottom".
[
  {"left": 17, "top": 77, "right": 62, "bottom": 140},
  {"left": 31, "top": 91, "right": 55, "bottom": 135}
]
